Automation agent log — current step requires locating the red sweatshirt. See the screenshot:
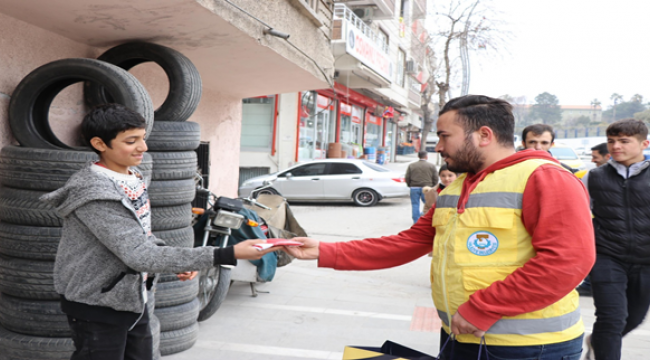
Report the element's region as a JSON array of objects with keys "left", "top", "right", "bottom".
[{"left": 318, "top": 150, "right": 595, "bottom": 331}]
